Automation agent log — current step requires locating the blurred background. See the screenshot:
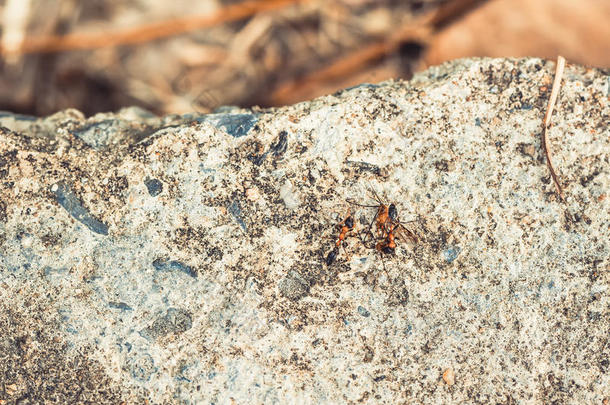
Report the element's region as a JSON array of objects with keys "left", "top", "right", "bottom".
[{"left": 0, "top": 0, "right": 608, "bottom": 117}]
